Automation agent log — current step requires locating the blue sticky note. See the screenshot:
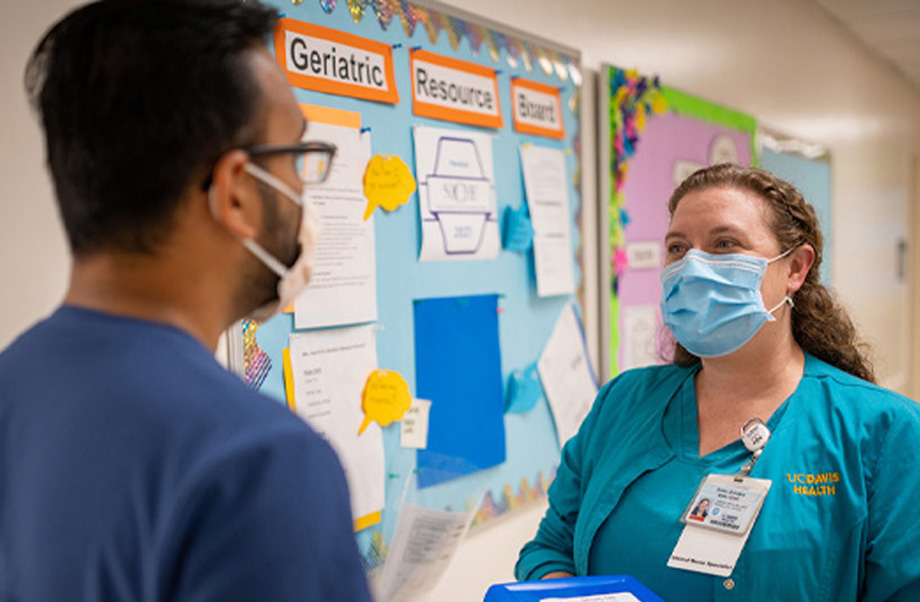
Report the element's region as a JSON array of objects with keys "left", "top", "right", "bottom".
[
  {"left": 505, "top": 364, "right": 543, "bottom": 414},
  {"left": 414, "top": 295, "right": 506, "bottom": 489},
  {"left": 503, "top": 204, "right": 534, "bottom": 252}
]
